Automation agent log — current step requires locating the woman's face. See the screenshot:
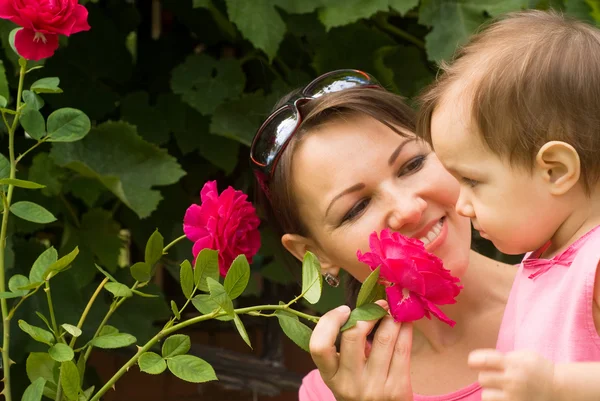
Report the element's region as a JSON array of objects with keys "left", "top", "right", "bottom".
[{"left": 289, "top": 115, "right": 472, "bottom": 282}]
